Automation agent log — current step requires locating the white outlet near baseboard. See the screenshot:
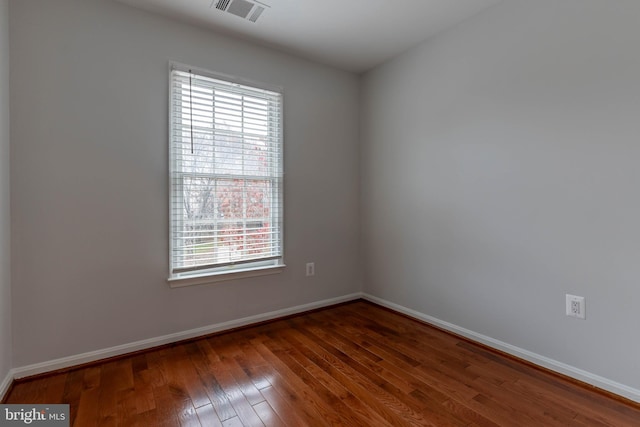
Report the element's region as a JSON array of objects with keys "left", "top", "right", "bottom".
[
  {"left": 566, "top": 294, "right": 585, "bottom": 319},
  {"left": 306, "top": 262, "right": 315, "bottom": 277}
]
